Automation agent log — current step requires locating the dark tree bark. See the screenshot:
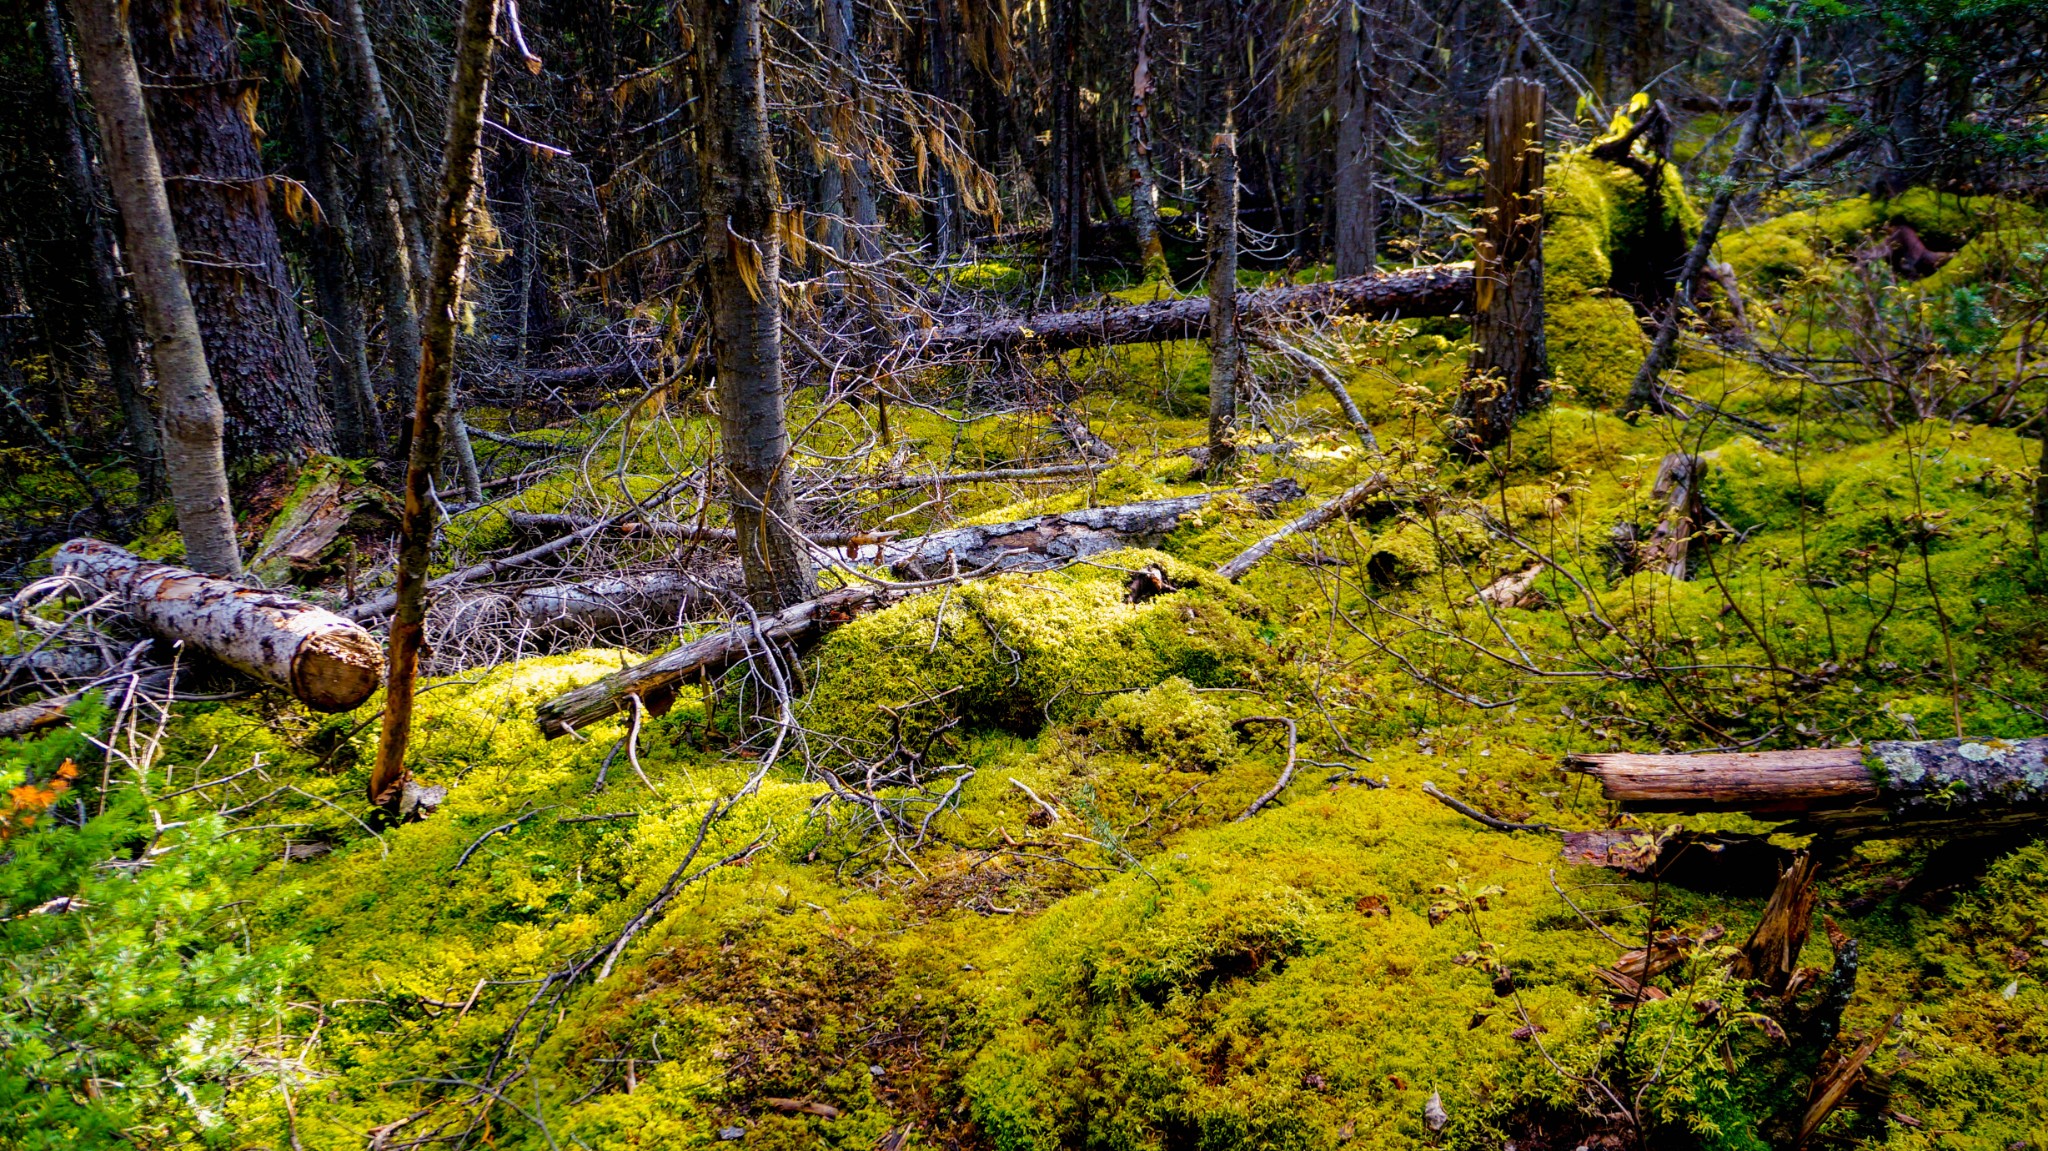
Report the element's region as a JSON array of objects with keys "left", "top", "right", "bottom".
[
  {"left": 370, "top": 0, "right": 500, "bottom": 808},
  {"left": 40, "top": 0, "right": 158, "bottom": 494},
  {"left": 1454, "top": 76, "right": 1547, "bottom": 452},
  {"left": 67, "top": 0, "right": 239, "bottom": 575},
  {"left": 693, "top": 0, "right": 816, "bottom": 613},
  {"left": 1205, "top": 126, "right": 1241, "bottom": 476},
  {"left": 1333, "top": 0, "right": 1379, "bottom": 277},
  {"left": 1046, "top": 0, "right": 1084, "bottom": 281},
  {"left": 284, "top": 34, "right": 381, "bottom": 456},
  {"left": 128, "top": 0, "right": 333, "bottom": 461}
]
